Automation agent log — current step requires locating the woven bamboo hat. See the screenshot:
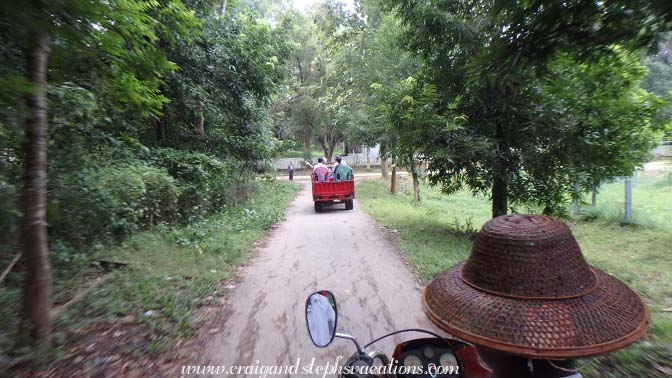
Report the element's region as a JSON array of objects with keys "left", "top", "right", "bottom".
[{"left": 423, "top": 214, "right": 649, "bottom": 358}]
